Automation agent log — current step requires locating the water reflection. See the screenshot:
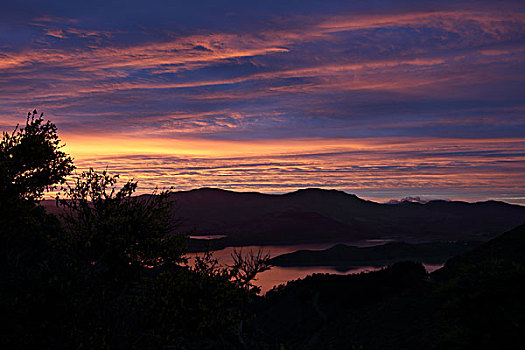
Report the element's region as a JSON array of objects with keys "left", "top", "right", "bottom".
[
  {"left": 255, "top": 263, "right": 442, "bottom": 294},
  {"left": 189, "top": 235, "right": 228, "bottom": 240},
  {"left": 256, "top": 266, "right": 382, "bottom": 294},
  {"left": 185, "top": 242, "right": 444, "bottom": 294}
]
